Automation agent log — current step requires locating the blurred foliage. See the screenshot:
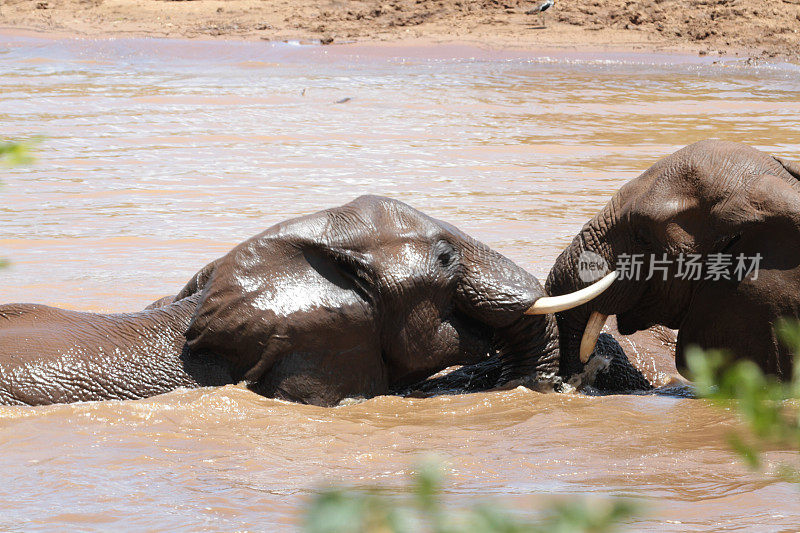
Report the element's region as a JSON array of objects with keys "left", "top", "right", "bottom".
[
  {"left": 303, "top": 458, "right": 638, "bottom": 533},
  {"left": 0, "top": 138, "right": 38, "bottom": 167},
  {"left": 1, "top": 138, "right": 38, "bottom": 269},
  {"left": 687, "top": 318, "right": 800, "bottom": 479}
]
